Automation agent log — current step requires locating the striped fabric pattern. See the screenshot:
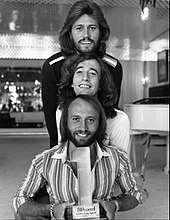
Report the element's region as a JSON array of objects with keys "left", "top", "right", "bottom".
[{"left": 13, "top": 142, "right": 142, "bottom": 212}]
